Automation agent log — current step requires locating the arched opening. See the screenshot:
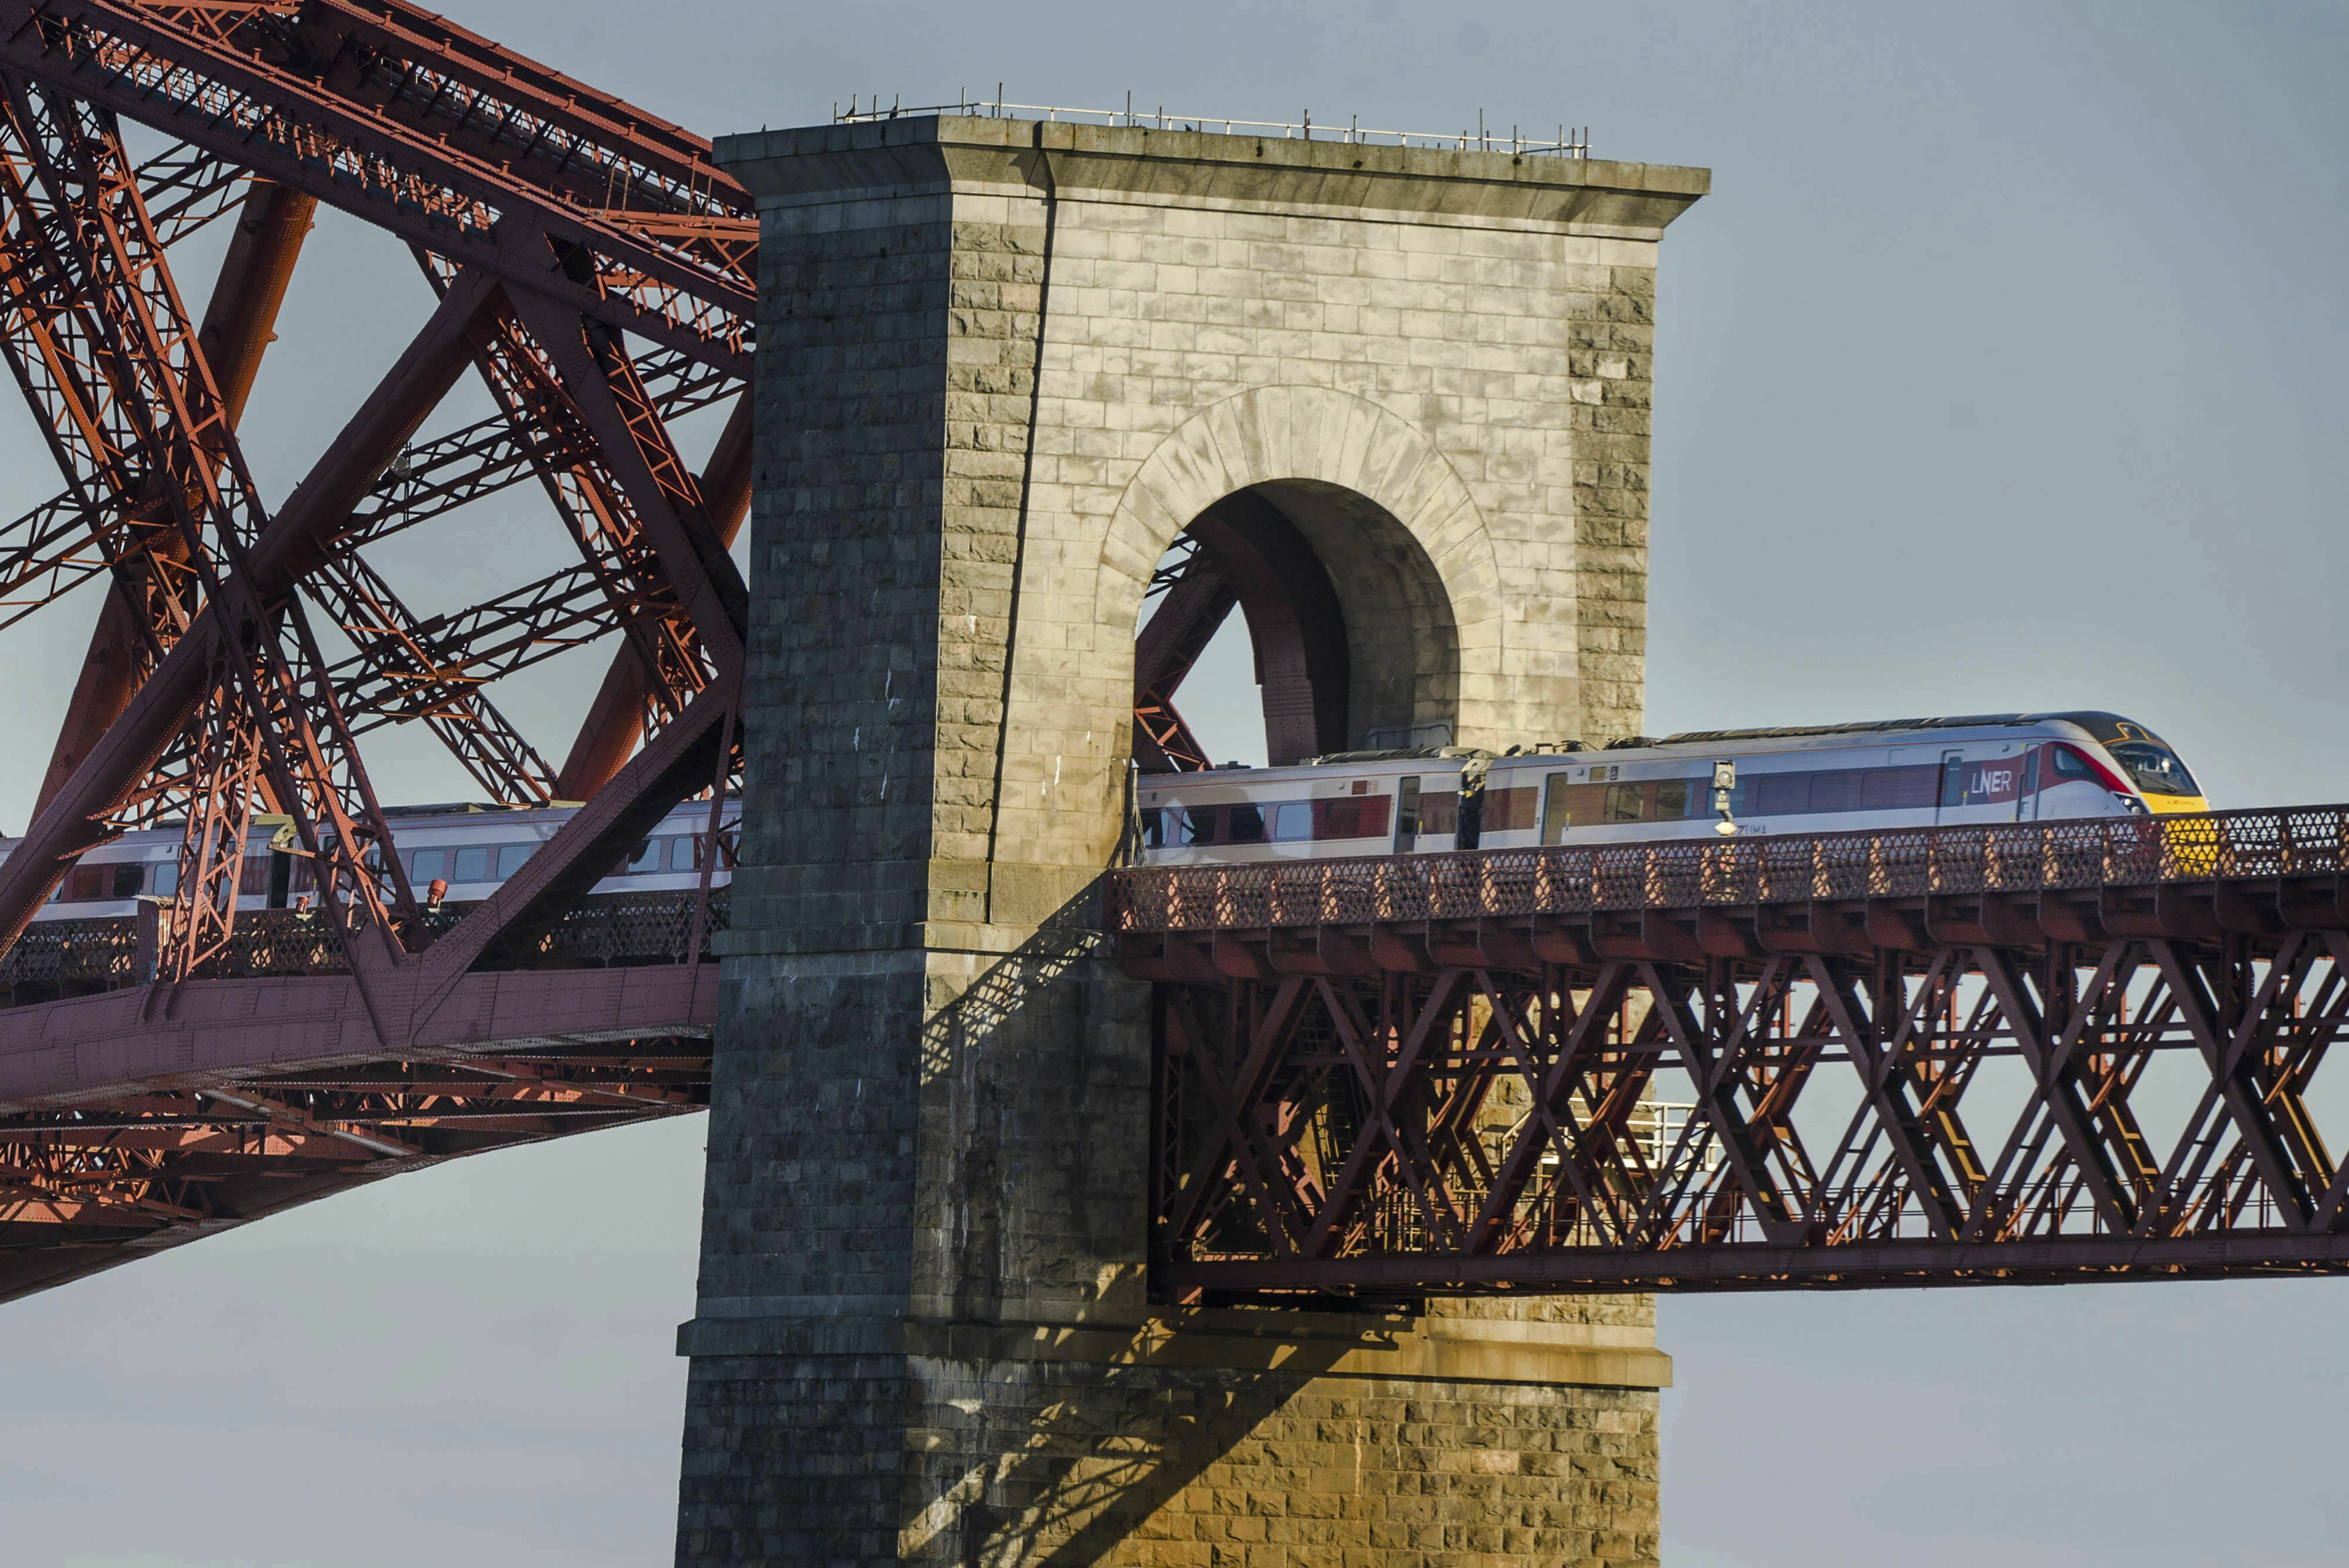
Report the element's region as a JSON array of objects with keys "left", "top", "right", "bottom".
[{"left": 1133, "top": 482, "right": 1459, "bottom": 770}]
